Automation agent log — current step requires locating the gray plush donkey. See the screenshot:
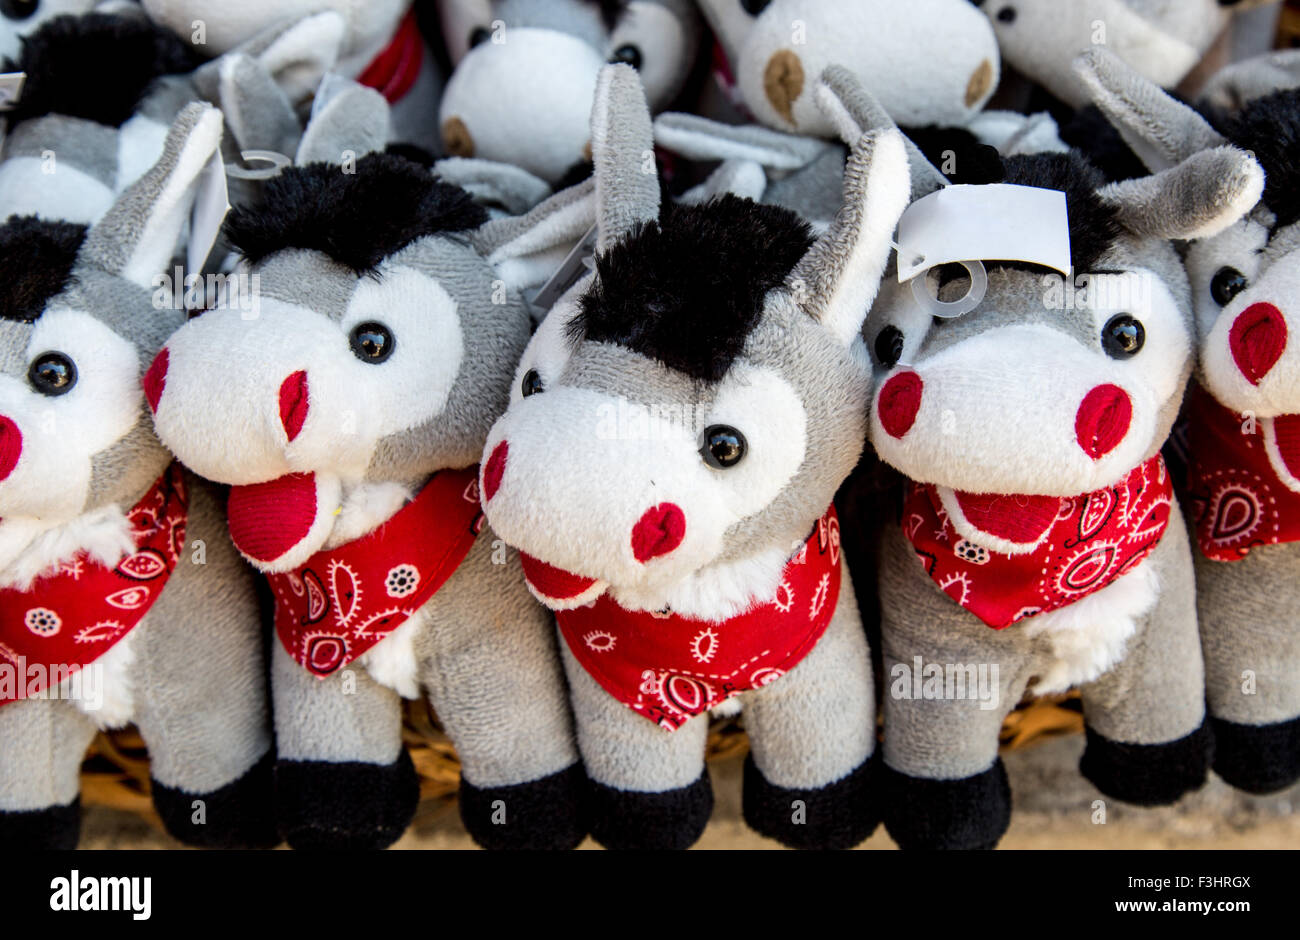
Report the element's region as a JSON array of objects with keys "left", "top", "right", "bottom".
[
  {"left": 479, "top": 63, "right": 910, "bottom": 849},
  {"left": 1078, "top": 48, "right": 1300, "bottom": 794},
  {"left": 147, "top": 82, "right": 586, "bottom": 850},
  {"left": 0, "top": 102, "right": 274, "bottom": 849},
  {"left": 845, "top": 62, "right": 1264, "bottom": 849}
]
